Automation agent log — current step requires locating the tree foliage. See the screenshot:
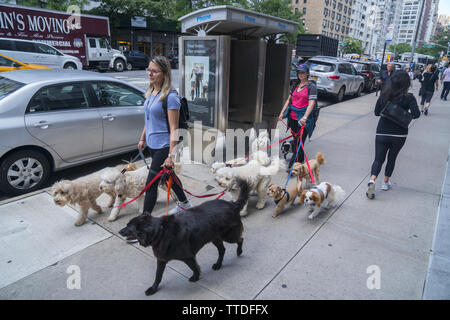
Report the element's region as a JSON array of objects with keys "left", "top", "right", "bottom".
[
  {"left": 342, "top": 37, "right": 363, "bottom": 55},
  {"left": 389, "top": 43, "right": 412, "bottom": 58},
  {"left": 416, "top": 26, "right": 450, "bottom": 59}
]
